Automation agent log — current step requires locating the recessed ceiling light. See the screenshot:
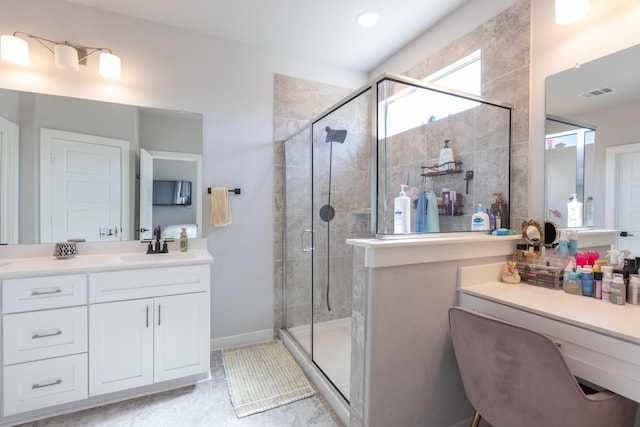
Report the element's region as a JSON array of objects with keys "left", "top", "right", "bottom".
[{"left": 356, "top": 11, "right": 380, "bottom": 28}]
